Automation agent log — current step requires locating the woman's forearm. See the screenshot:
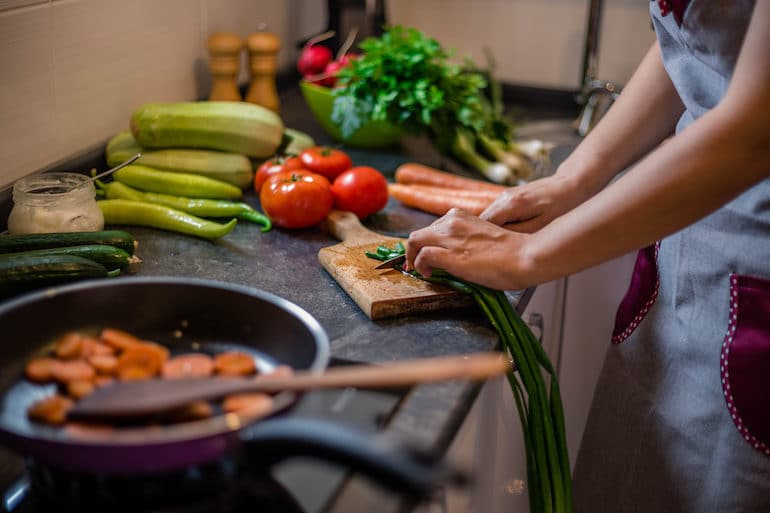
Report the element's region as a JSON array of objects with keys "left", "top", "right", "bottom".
[
  {"left": 557, "top": 42, "right": 685, "bottom": 199},
  {"left": 525, "top": 1, "right": 770, "bottom": 283}
]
